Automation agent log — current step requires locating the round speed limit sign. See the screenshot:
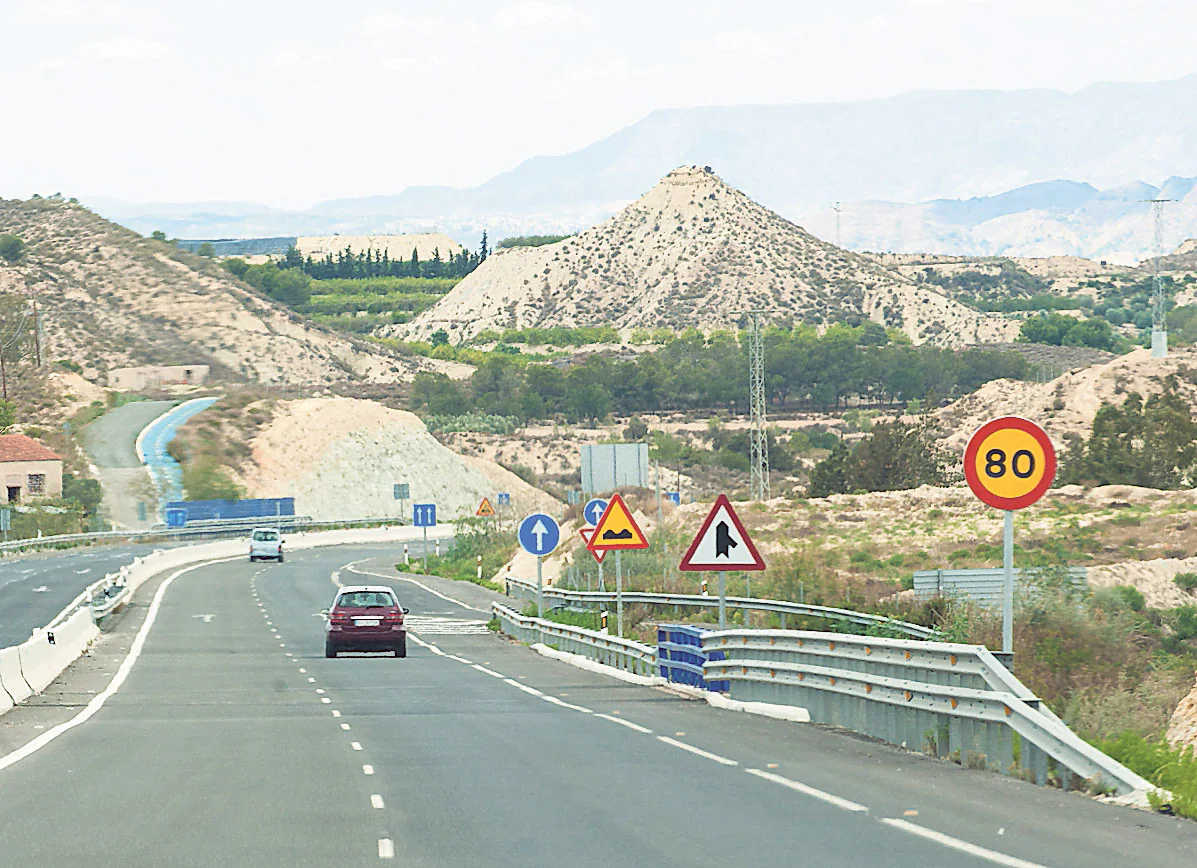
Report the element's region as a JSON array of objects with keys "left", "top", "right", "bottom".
[{"left": 963, "top": 417, "right": 1056, "bottom": 510}]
